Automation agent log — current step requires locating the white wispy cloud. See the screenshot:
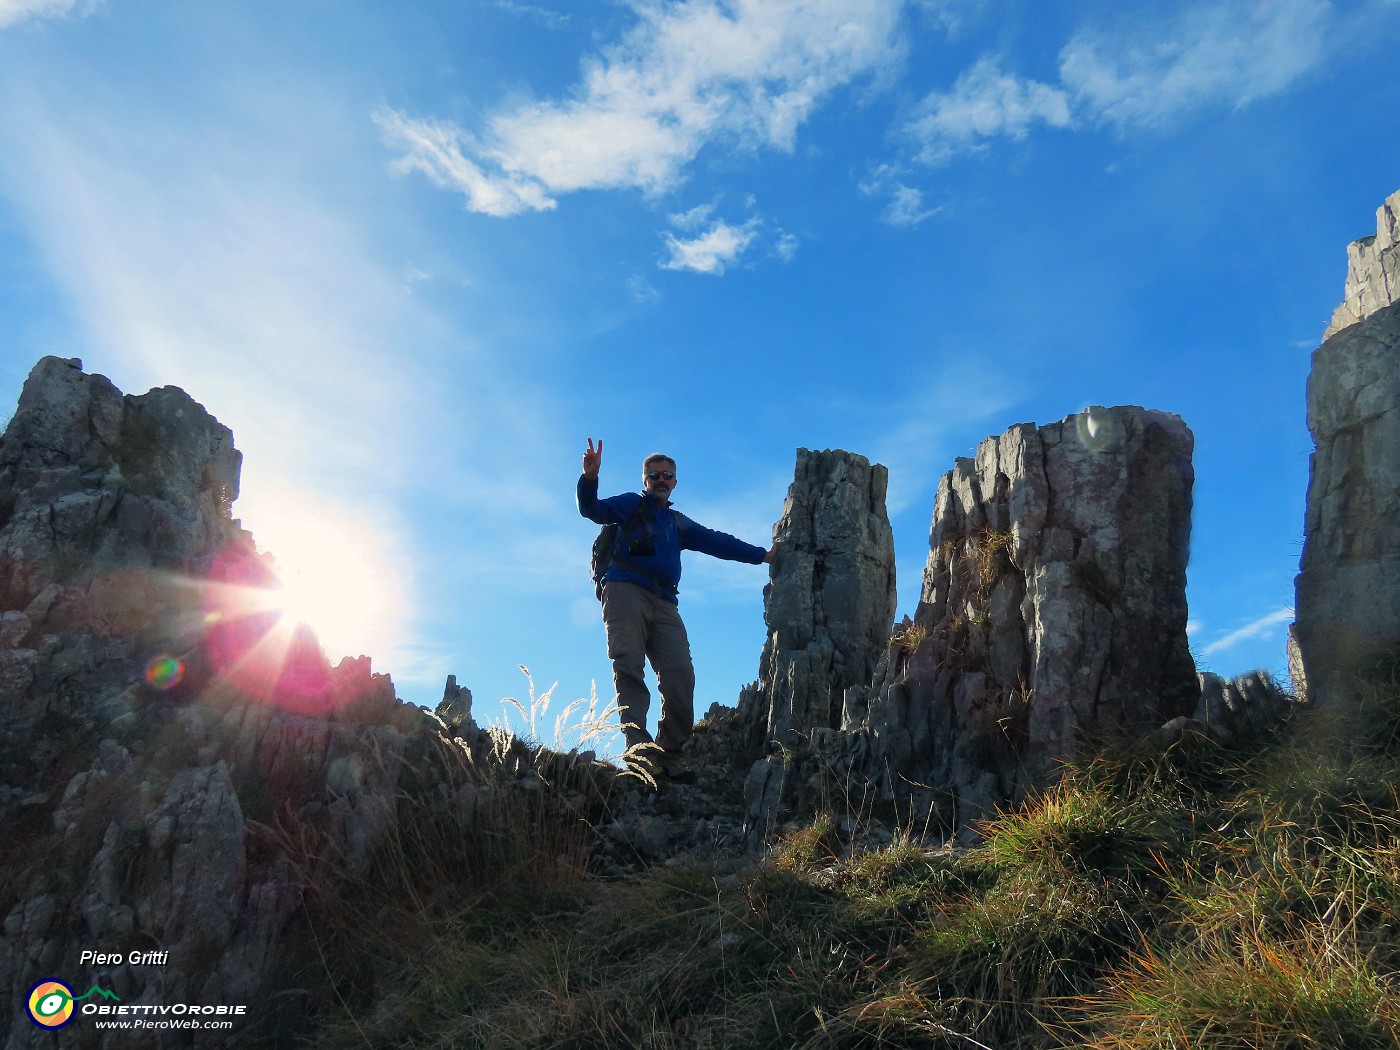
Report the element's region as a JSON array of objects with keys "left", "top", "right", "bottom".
[
  {"left": 901, "top": 0, "right": 1340, "bottom": 167},
  {"left": 904, "top": 55, "right": 1071, "bottom": 165},
  {"left": 373, "top": 108, "right": 556, "bottom": 218},
  {"left": 379, "top": 0, "right": 906, "bottom": 214},
  {"left": 669, "top": 202, "right": 719, "bottom": 232},
  {"left": 626, "top": 272, "right": 660, "bottom": 302},
  {"left": 859, "top": 163, "right": 939, "bottom": 227},
  {"left": 1200, "top": 606, "right": 1294, "bottom": 658},
  {"left": 911, "top": 0, "right": 990, "bottom": 38},
  {"left": 1059, "top": 0, "right": 1332, "bottom": 130},
  {"left": 661, "top": 215, "right": 759, "bottom": 274},
  {"left": 882, "top": 184, "right": 941, "bottom": 227},
  {"left": 0, "top": 0, "right": 82, "bottom": 30},
  {"left": 492, "top": 1, "right": 569, "bottom": 31}
]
